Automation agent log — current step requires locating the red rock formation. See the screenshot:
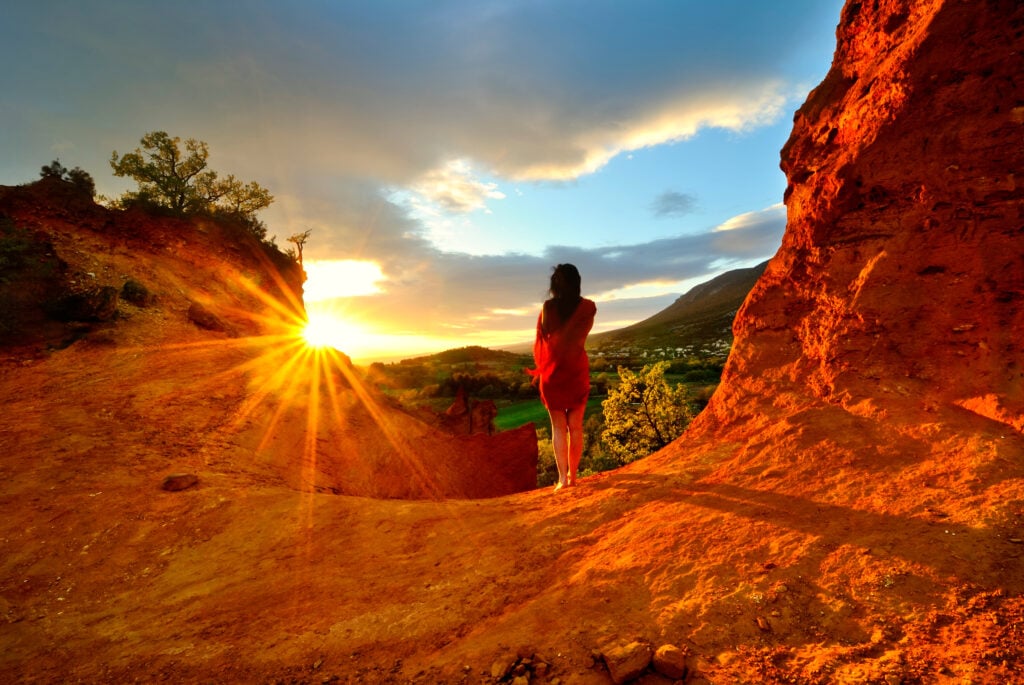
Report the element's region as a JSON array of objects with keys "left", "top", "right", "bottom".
[
  {"left": 250, "top": 361, "right": 539, "bottom": 499},
  {"left": 438, "top": 385, "right": 499, "bottom": 435},
  {"left": 704, "top": 0, "right": 1024, "bottom": 434}
]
